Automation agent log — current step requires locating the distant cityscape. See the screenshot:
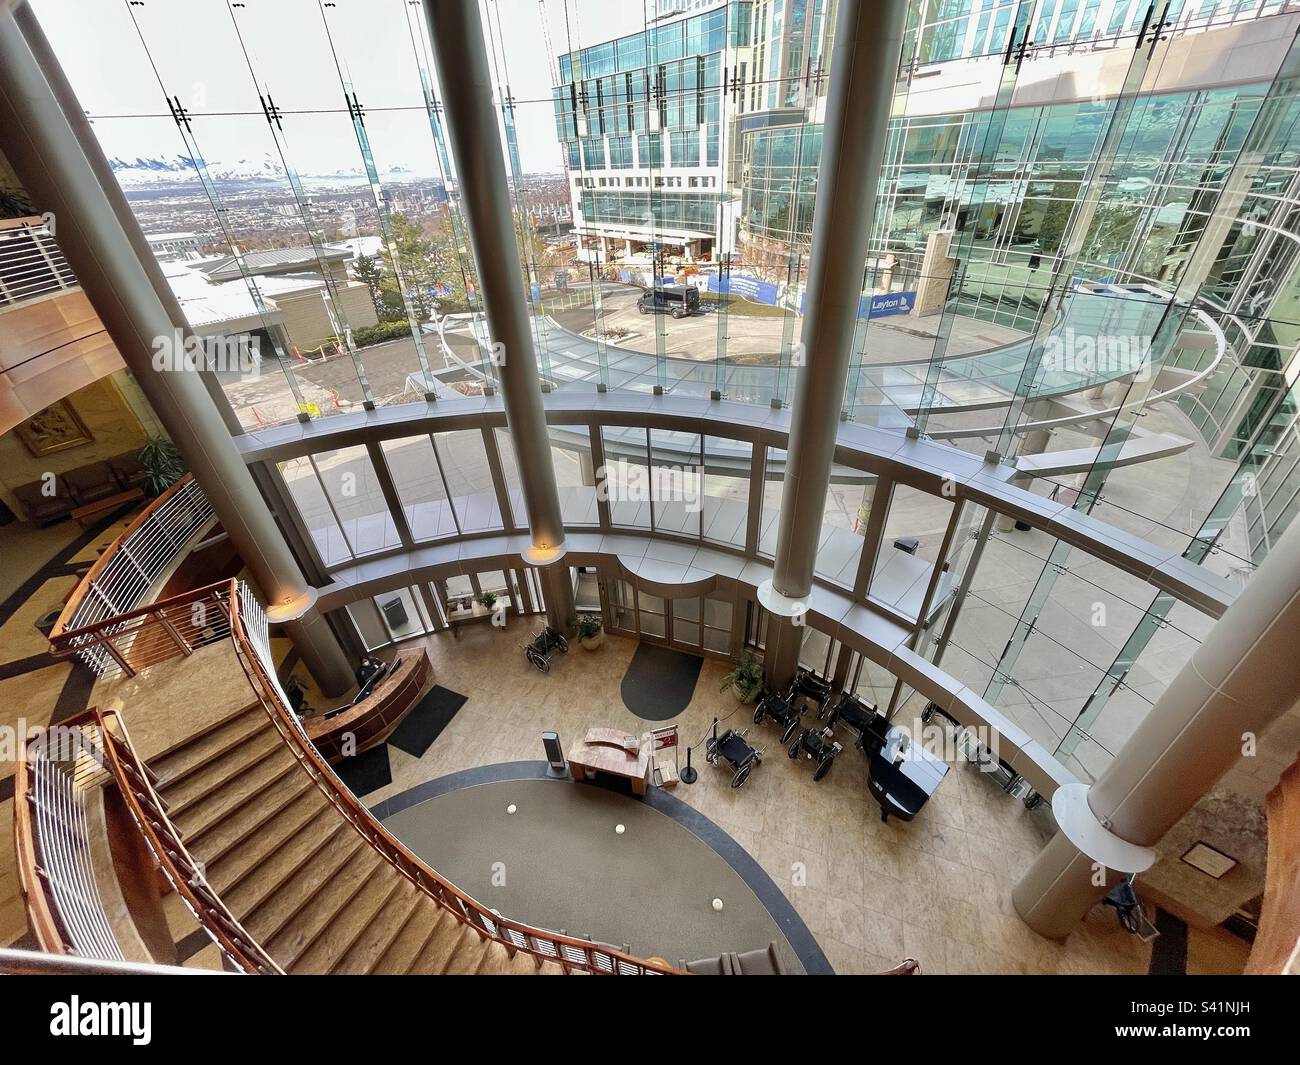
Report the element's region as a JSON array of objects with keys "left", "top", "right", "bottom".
[{"left": 113, "top": 153, "right": 573, "bottom": 259}]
